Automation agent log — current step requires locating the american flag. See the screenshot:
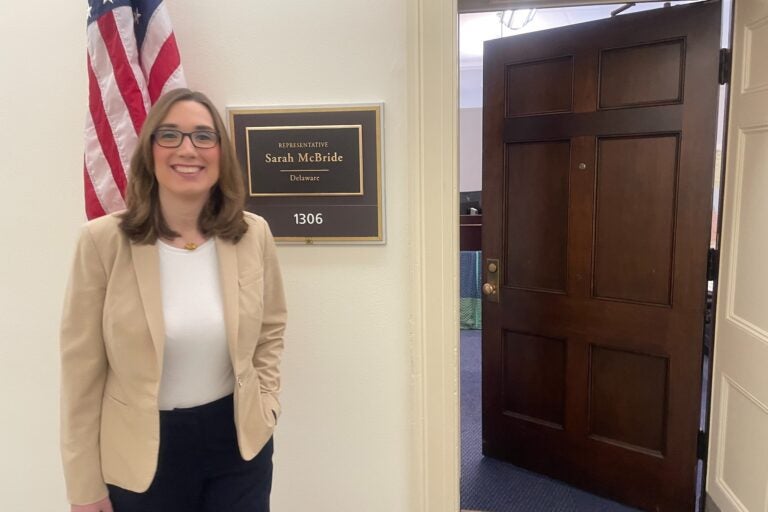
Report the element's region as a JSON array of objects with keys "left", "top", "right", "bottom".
[{"left": 84, "top": 0, "right": 186, "bottom": 219}]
